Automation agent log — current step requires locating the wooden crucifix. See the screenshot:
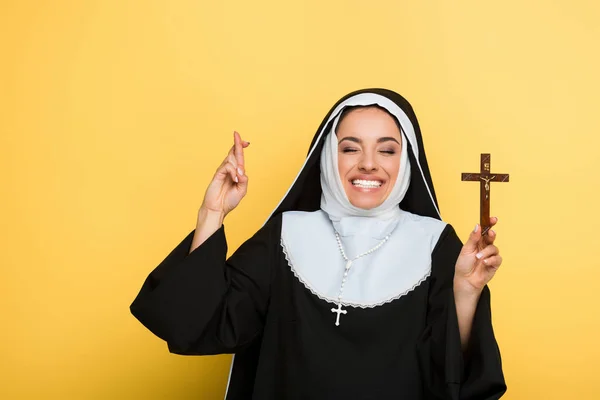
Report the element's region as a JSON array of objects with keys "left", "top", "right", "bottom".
[{"left": 461, "top": 154, "right": 509, "bottom": 236}]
